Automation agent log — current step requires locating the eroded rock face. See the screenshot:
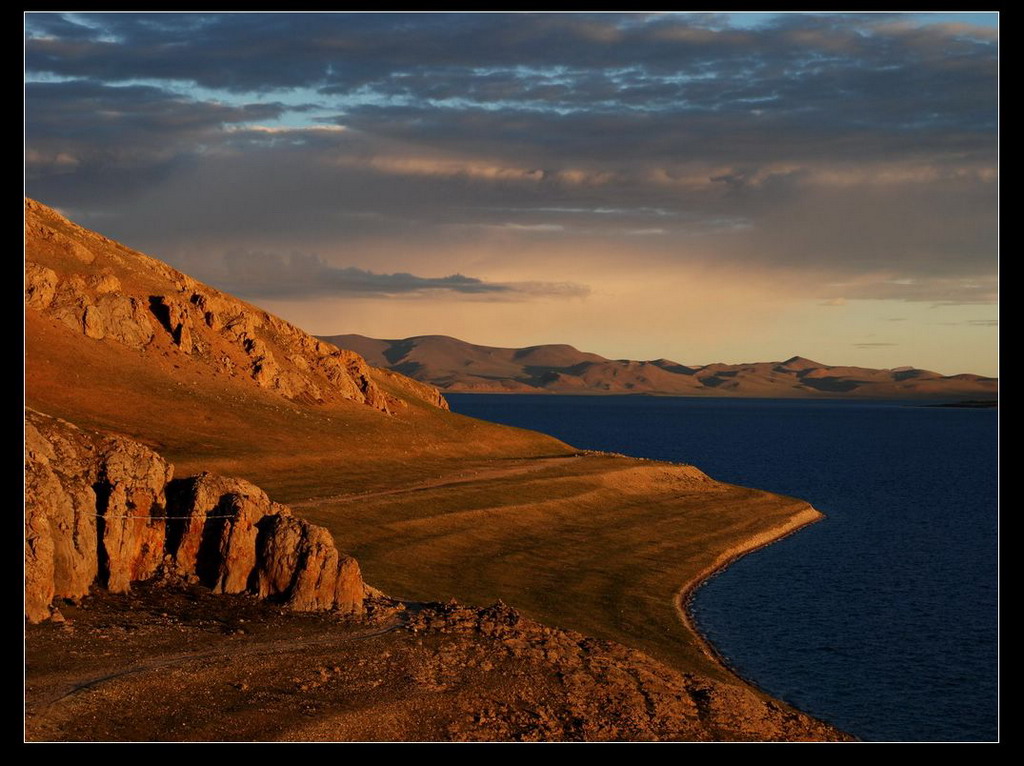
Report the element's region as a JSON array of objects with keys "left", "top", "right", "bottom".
[
  {"left": 25, "top": 411, "right": 366, "bottom": 623},
  {"left": 165, "top": 473, "right": 291, "bottom": 595},
  {"left": 166, "top": 473, "right": 277, "bottom": 581},
  {"left": 24, "top": 495, "right": 55, "bottom": 625},
  {"left": 27, "top": 263, "right": 156, "bottom": 351},
  {"left": 150, "top": 295, "right": 195, "bottom": 353},
  {"left": 257, "top": 515, "right": 365, "bottom": 614},
  {"left": 25, "top": 416, "right": 103, "bottom": 613}
]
